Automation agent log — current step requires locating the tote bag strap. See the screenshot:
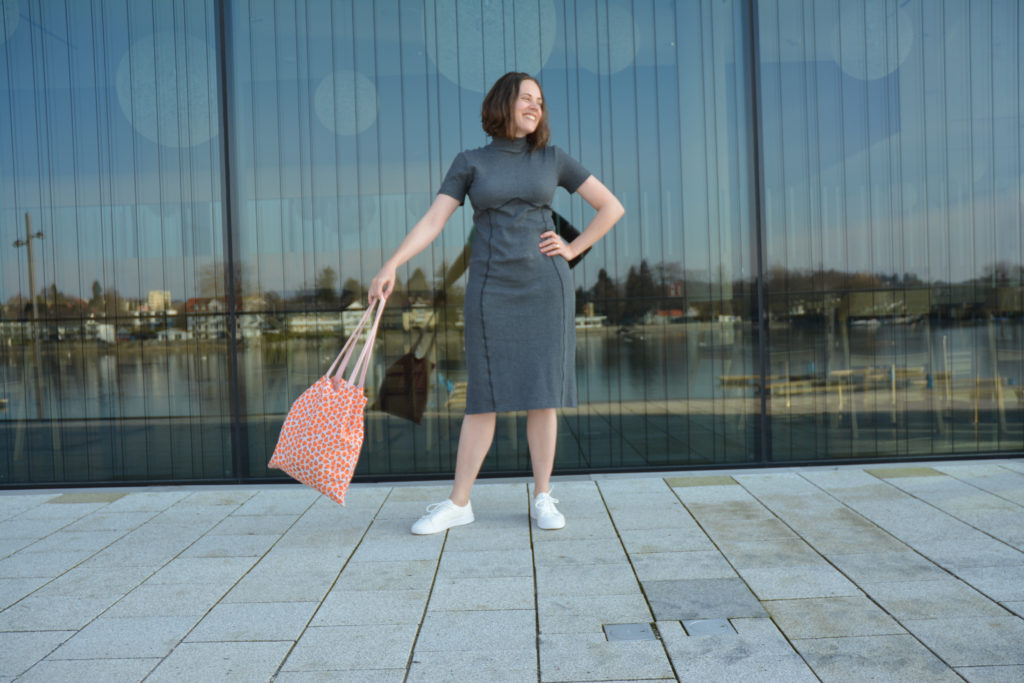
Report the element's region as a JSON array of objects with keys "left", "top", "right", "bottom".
[
  {"left": 349, "top": 295, "right": 387, "bottom": 388},
  {"left": 327, "top": 296, "right": 385, "bottom": 384}
]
